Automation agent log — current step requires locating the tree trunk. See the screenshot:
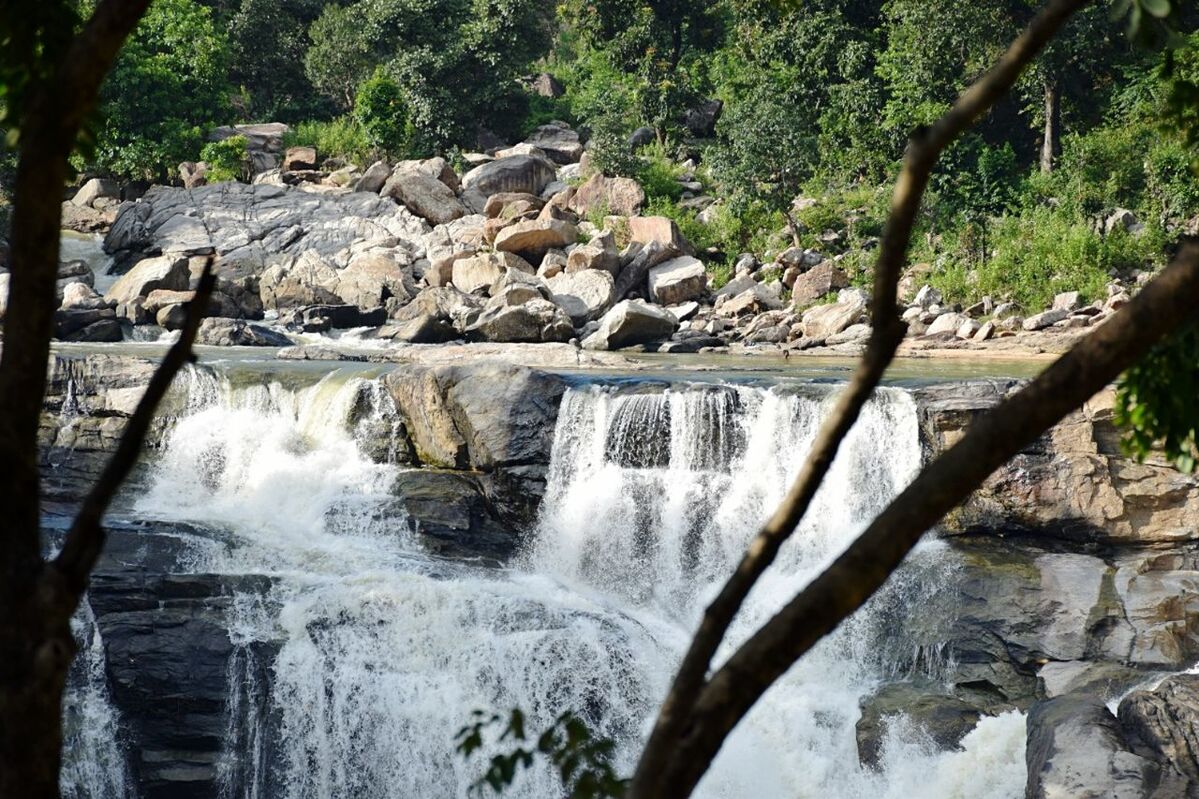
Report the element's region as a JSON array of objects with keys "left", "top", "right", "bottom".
[{"left": 1040, "top": 78, "right": 1060, "bottom": 174}]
